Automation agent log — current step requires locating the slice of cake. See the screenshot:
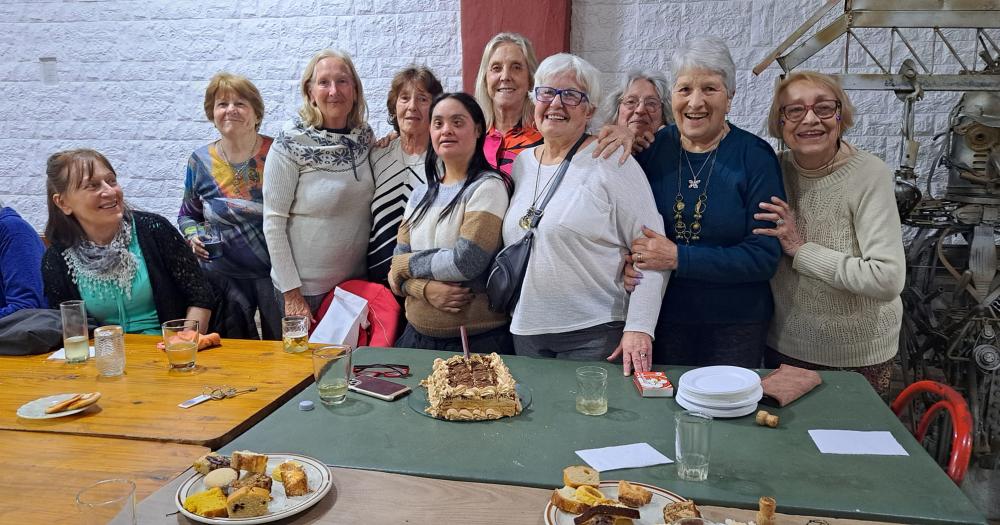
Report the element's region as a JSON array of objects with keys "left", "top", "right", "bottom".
[
  {"left": 281, "top": 466, "right": 310, "bottom": 497},
  {"left": 420, "top": 353, "right": 522, "bottom": 421},
  {"left": 231, "top": 450, "right": 268, "bottom": 473},
  {"left": 230, "top": 472, "right": 273, "bottom": 492},
  {"left": 227, "top": 486, "right": 270, "bottom": 518},
  {"left": 192, "top": 452, "right": 231, "bottom": 475},
  {"left": 183, "top": 487, "right": 228, "bottom": 518}
]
